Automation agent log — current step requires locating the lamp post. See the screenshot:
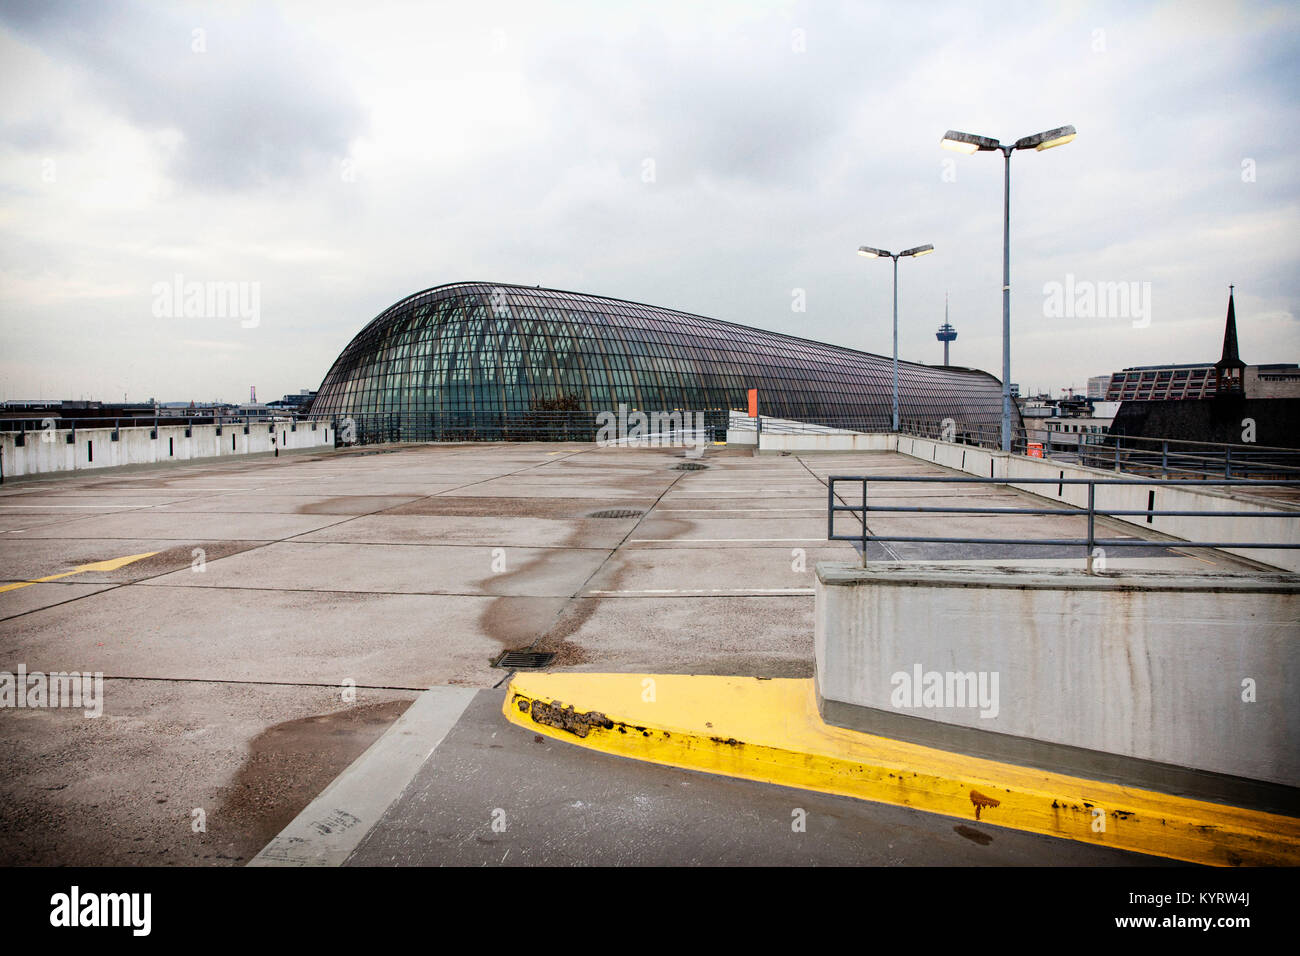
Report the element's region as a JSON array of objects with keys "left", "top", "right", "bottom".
[
  {"left": 857, "top": 243, "right": 934, "bottom": 432},
  {"left": 940, "top": 125, "right": 1076, "bottom": 452}
]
